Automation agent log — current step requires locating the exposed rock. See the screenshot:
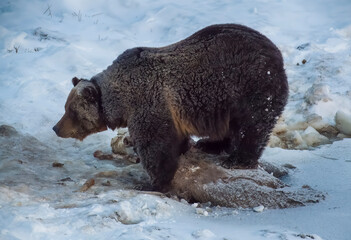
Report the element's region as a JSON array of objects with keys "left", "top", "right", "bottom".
[
  {"left": 317, "top": 125, "right": 339, "bottom": 139},
  {"left": 0, "top": 125, "right": 18, "bottom": 137},
  {"left": 79, "top": 178, "right": 95, "bottom": 192},
  {"left": 94, "top": 150, "right": 114, "bottom": 160},
  {"left": 52, "top": 162, "right": 64, "bottom": 168}
]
